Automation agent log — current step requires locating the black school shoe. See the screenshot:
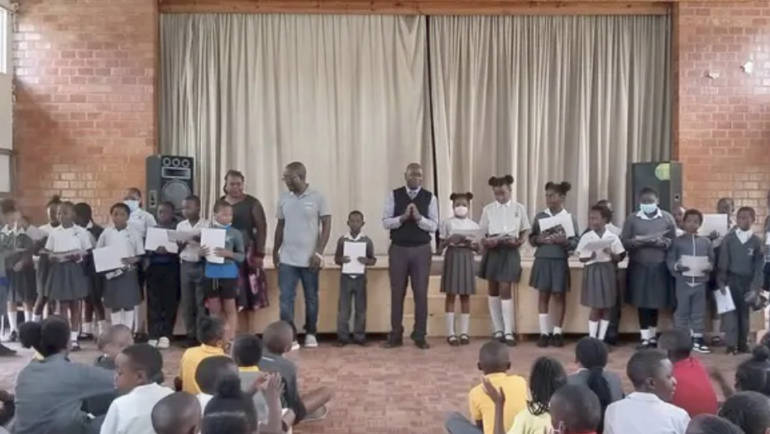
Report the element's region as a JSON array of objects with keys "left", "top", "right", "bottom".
[
  {"left": 504, "top": 334, "right": 517, "bottom": 347},
  {"left": 0, "top": 343, "right": 16, "bottom": 357},
  {"left": 353, "top": 338, "right": 368, "bottom": 346},
  {"left": 551, "top": 333, "right": 565, "bottom": 348},
  {"left": 537, "top": 334, "right": 550, "bottom": 348},
  {"left": 382, "top": 336, "right": 403, "bottom": 349},
  {"left": 333, "top": 340, "right": 349, "bottom": 347},
  {"left": 413, "top": 339, "right": 430, "bottom": 350}
]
